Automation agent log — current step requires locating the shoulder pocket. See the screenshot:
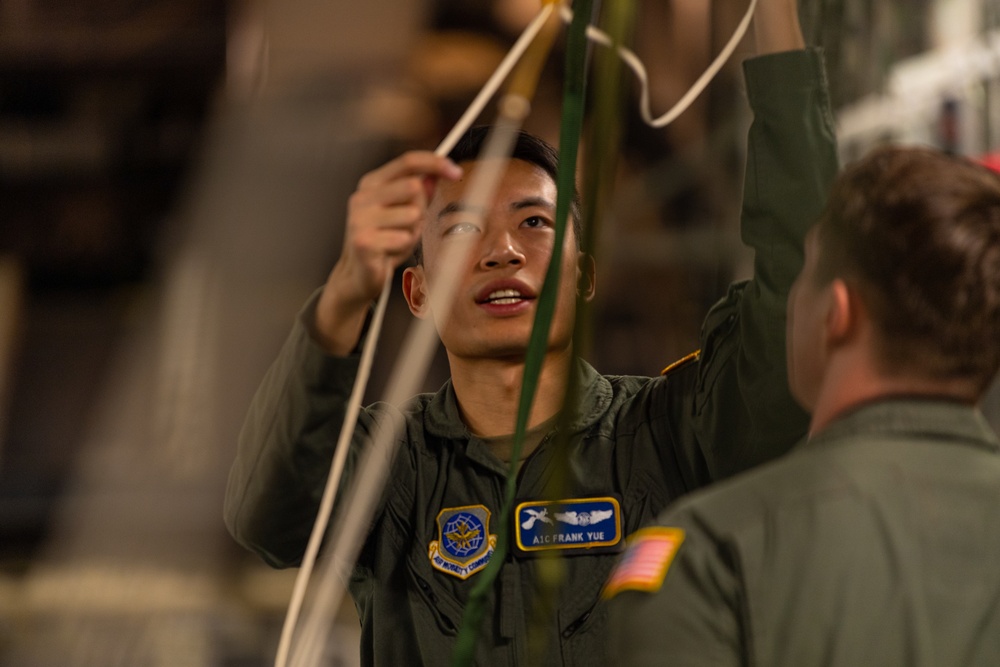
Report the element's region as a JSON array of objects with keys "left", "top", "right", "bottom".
[{"left": 406, "top": 559, "right": 459, "bottom": 637}]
